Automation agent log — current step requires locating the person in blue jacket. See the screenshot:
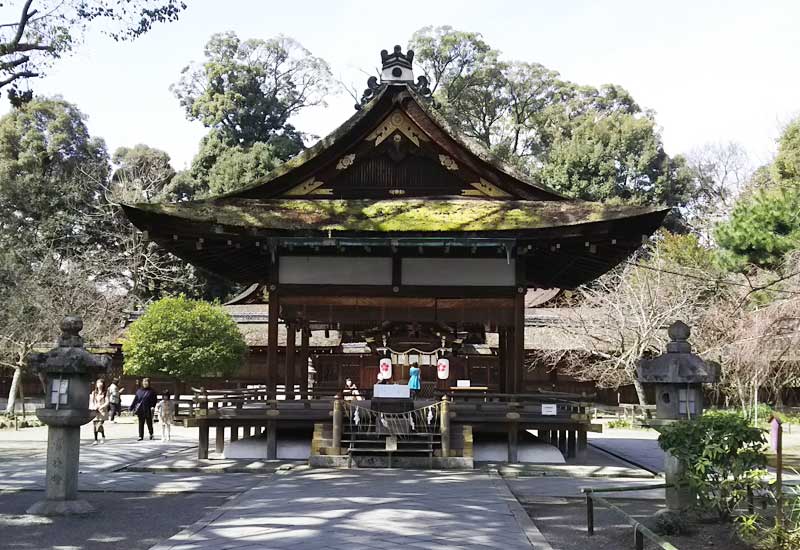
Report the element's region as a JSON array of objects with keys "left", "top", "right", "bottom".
[
  {"left": 408, "top": 362, "right": 421, "bottom": 399},
  {"left": 130, "top": 377, "right": 158, "bottom": 441}
]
